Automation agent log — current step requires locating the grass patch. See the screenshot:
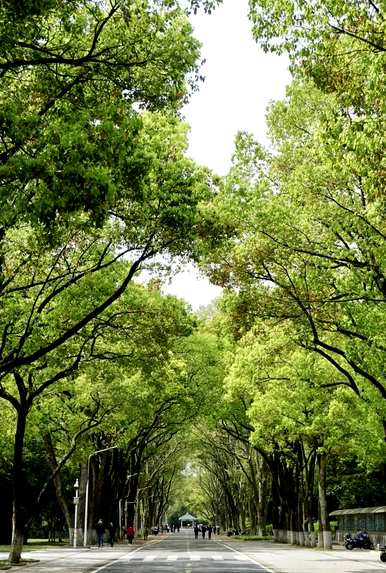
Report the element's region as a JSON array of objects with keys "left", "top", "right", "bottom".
[
  {"left": 0, "top": 541, "right": 67, "bottom": 552},
  {"left": 0, "top": 558, "right": 40, "bottom": 570}
]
